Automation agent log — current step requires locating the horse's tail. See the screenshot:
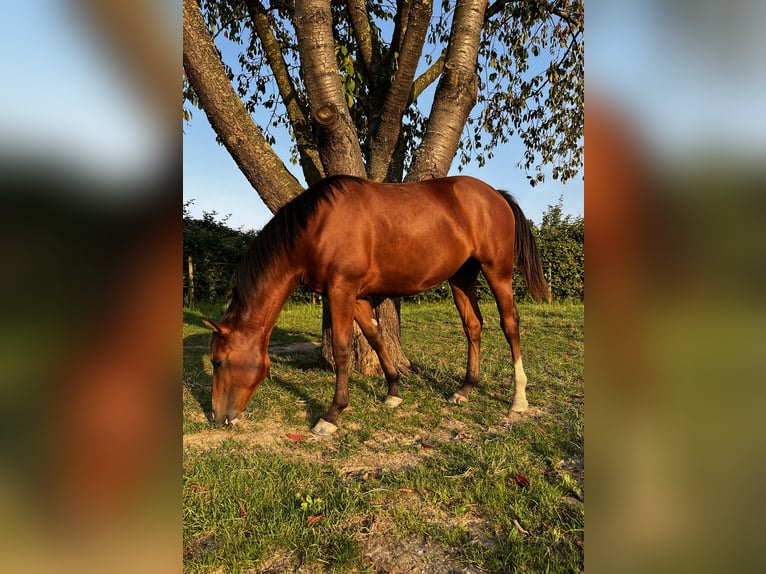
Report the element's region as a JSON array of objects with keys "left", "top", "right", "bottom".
[{"left": 500, "top": 191, "right": 552, "bottom": 303}]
